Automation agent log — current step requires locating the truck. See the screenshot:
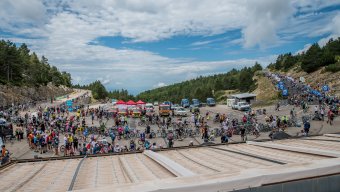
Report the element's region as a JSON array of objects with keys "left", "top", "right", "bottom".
[
  {"left": 159, "top": 104, "right": 171, "bottom": 116},
  {"left": 191, "top": 99, "right": 201, "bottom": 107},
  {"left": 206, "top": 98, "right": 216, "bottom": 106},
  {"left": 163, "top": 101, "right": 172, "bottom": 107},
  {"left": 232, "top": 102, "right": 251, "bottom": 111},
  {"left": 181, "top": 98, "right": 190, "bottom": 108}
]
